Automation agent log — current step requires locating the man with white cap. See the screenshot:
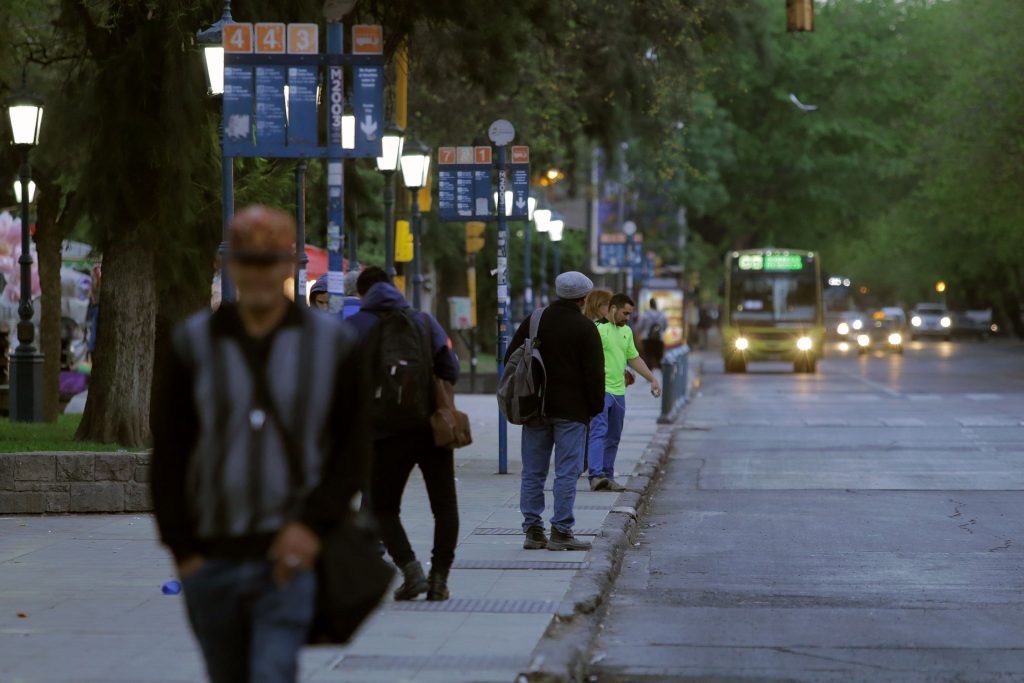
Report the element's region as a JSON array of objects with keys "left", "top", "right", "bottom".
[{"left": 505, "top": 271, "right": 605, "bottom": 551}]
